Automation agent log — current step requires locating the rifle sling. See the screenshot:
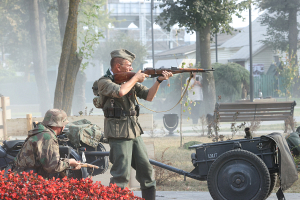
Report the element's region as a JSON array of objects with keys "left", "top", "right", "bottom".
[{"left": 135, "top": 73, "right": 193, "bottom": 113}]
